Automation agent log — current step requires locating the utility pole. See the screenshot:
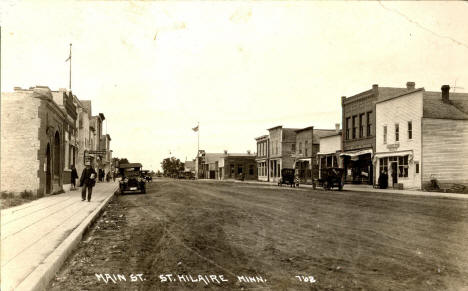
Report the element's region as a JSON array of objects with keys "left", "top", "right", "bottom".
[{"left": 68, "top": 43, "right": 72, "bottom": 90}]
